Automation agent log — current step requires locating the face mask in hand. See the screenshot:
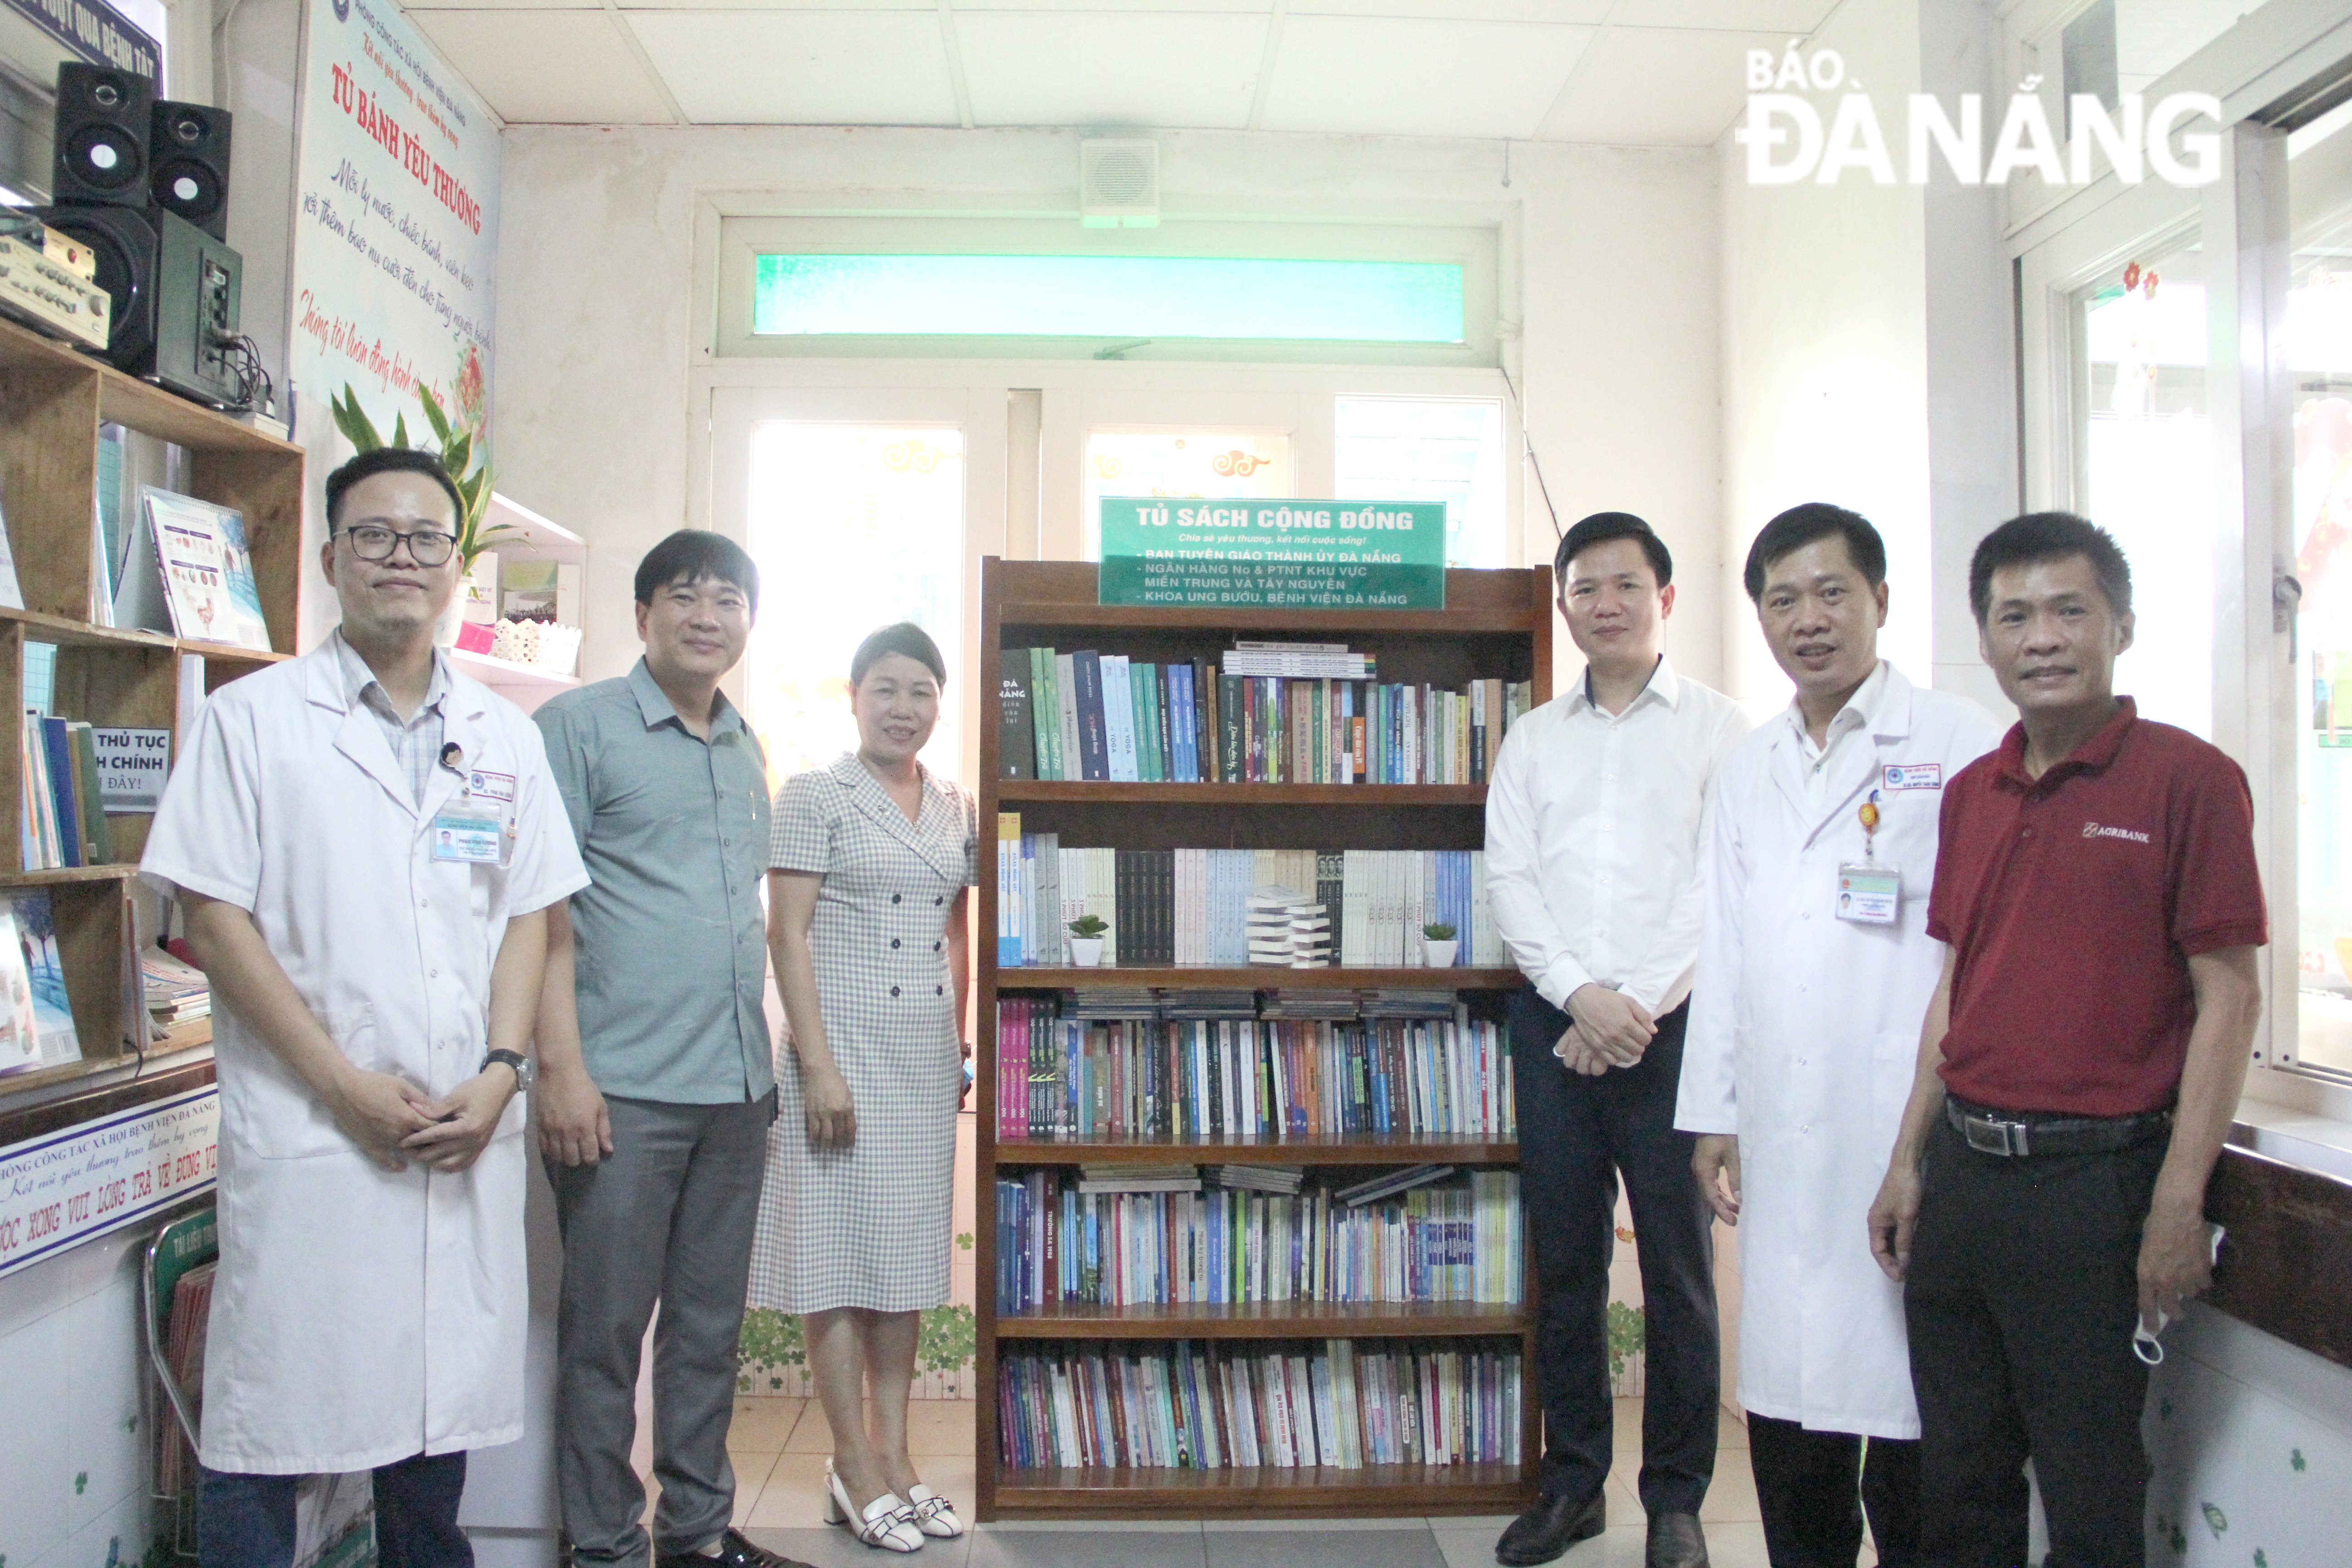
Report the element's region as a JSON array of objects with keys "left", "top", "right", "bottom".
[{"left": 2132, "top": 1221, "right": 2226, "bottom": 1367}]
